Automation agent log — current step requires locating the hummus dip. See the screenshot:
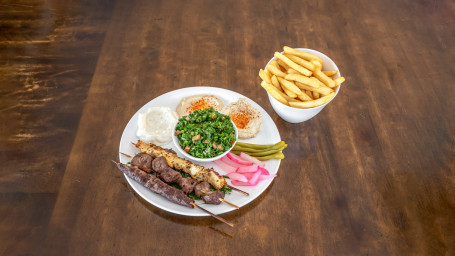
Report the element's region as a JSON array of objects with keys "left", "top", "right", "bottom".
[
  {"left": 221, "top": 98, "right": 262, "bottom": 139},
  {"left": 176, "top": 95, "right": 224, "bottom": 117}
]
